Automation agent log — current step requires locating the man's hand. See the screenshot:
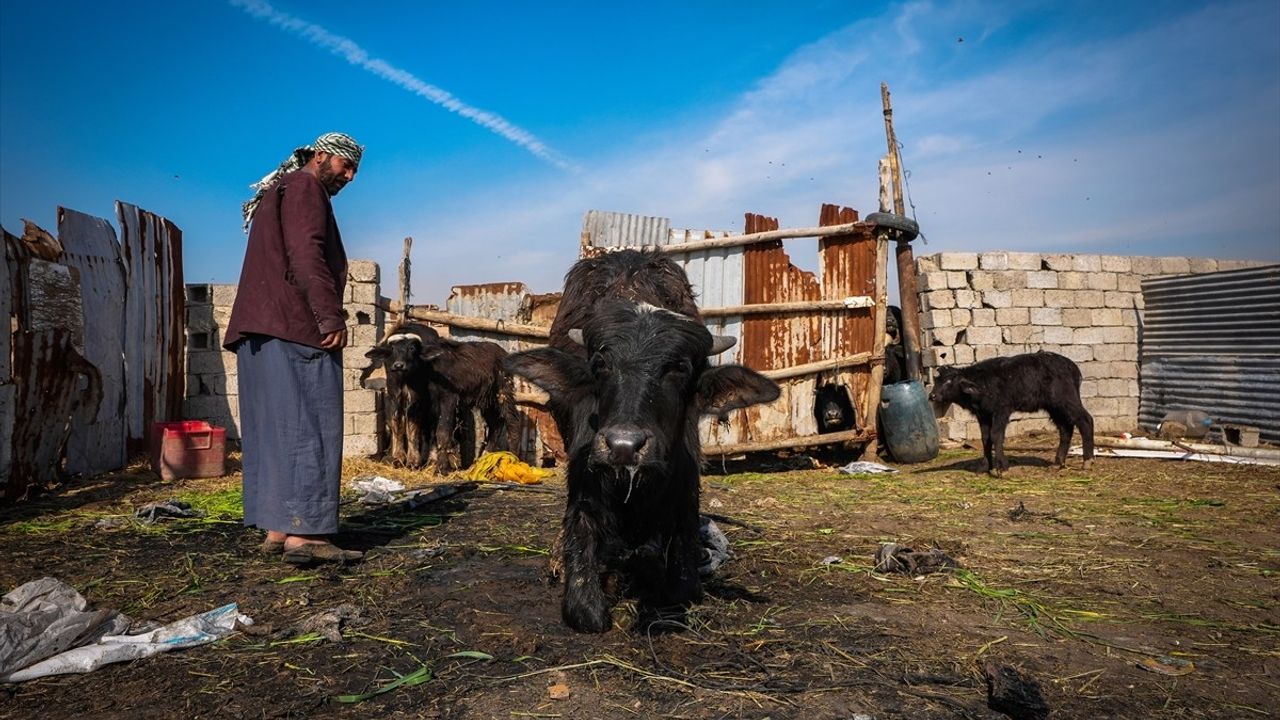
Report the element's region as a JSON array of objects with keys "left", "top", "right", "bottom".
[{"left": 319, "top": 328, "right": 347, "bottom": 350}]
